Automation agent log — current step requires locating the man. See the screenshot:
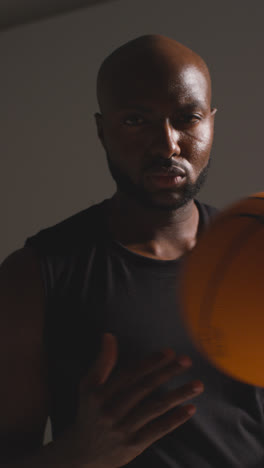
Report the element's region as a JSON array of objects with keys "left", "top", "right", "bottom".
[{"left": 1, "top": 34, "right": 264, "bottom": 467}]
